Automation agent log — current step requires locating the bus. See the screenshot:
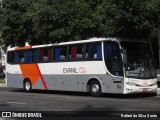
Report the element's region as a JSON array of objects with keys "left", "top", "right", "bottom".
[{"left": 6, "top": 37, "right": 157, "bottom": 97}]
